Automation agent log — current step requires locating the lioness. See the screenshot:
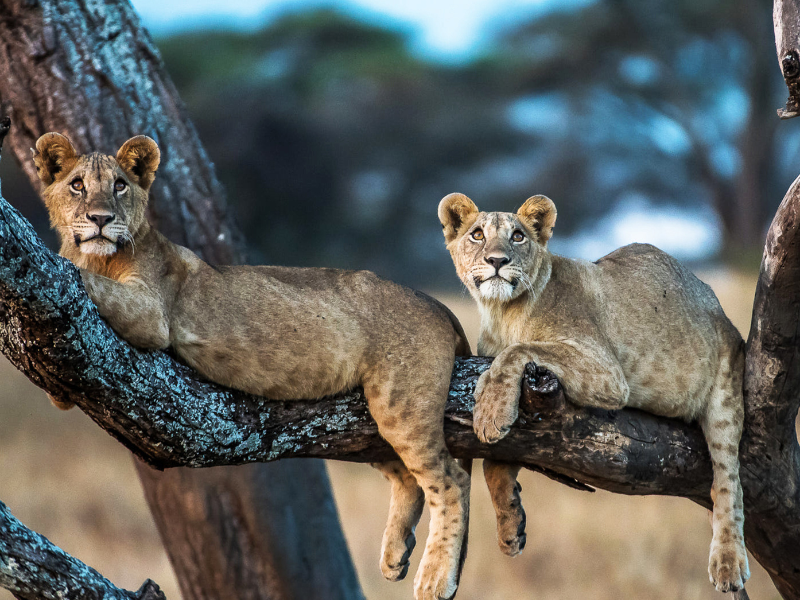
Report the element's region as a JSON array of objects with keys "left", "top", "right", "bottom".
[
  {"left": 438, "top": 192, "right": 749, "bottom": 594},
  {"left": 33, "top": 132, "right": 472, "bottom": 600}
]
